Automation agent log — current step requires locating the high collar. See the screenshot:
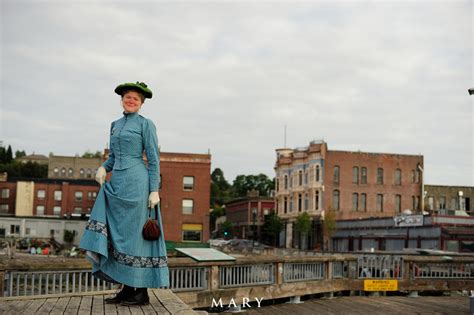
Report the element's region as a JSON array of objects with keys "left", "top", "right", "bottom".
[{"left": 123, "top": 111, "right": 139, "bottom": 118}]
